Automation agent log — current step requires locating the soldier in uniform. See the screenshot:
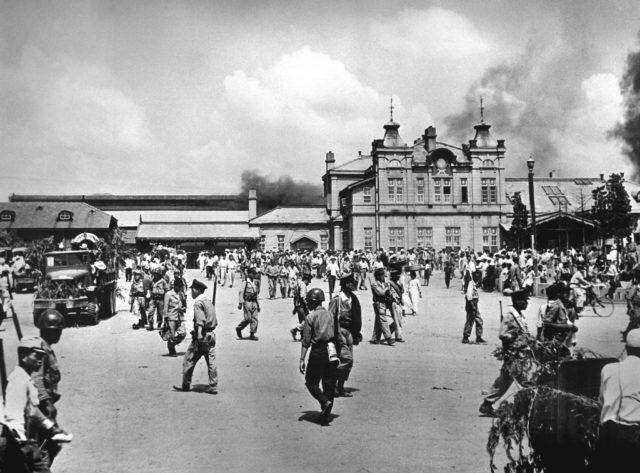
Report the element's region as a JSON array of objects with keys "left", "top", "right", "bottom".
[
  {"left": 236, "top": 268, "right": 260, "bottom": 341},
  {"left": 328, "top": 273, "right": 362, "bottom": 397},
  {"left": 369, "top": 267, "right": 395, "bottom": 345},
  {"left": 265, "top": 259, "right": 279, "bottom": 299},
  {"left": 162, "top": 277, "right": 186, "bottom": 356},
  {"left": 32, "top": 310, "right": 66, "bottom": 466},
  {"left": 173, "top": 279, "right": 218, "bottom": 394},
  {"left": 130, "top": 269, "right": 148, "bottom": 330},
  {"left": 479, "top": 288, "right": 530, "bottom": 416},
  {"left": 147, "top": 267, "right": 170, "bottom": 331},
  {"left": 299, "top": 288, "right": 338, "bottom": 425},
  {"left": 291, "top": 272, "right": 312, "bottom": 341}
]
